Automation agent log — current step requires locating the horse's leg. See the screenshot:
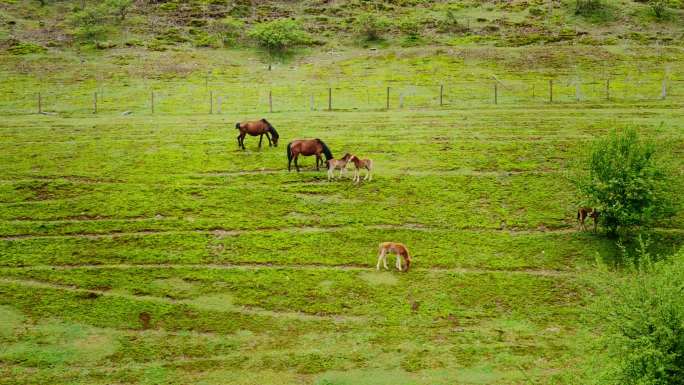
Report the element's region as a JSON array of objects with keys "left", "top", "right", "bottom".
[
  {"left": 240, "top": 133, "right": 246, "bottom": 150},
  {"left": 327, "top": 163, "right": 333, "bottom": 181},
  {"left": 265, "top": 132, "right": 272, "bottom": 147},
  {"left": 376, "top": 248, "right": 385, "bottom": 270},
  {"left": 288, "top": 150, "right": 292, "bottom": 172},
  {"left": 236, "top": 134, "right": 242, "bottom": 148},
  {"left": 294, "top": 154, "right": 300, "bottom": 172},
  {"left": 258, "top": 134, "right": 263, "bottom": 148},
  {"left": 316, "top": 155, "right": 322, "bottom": 171},
  {"left": 395, "top": 254, "right": 402, "bottom": 271}
]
